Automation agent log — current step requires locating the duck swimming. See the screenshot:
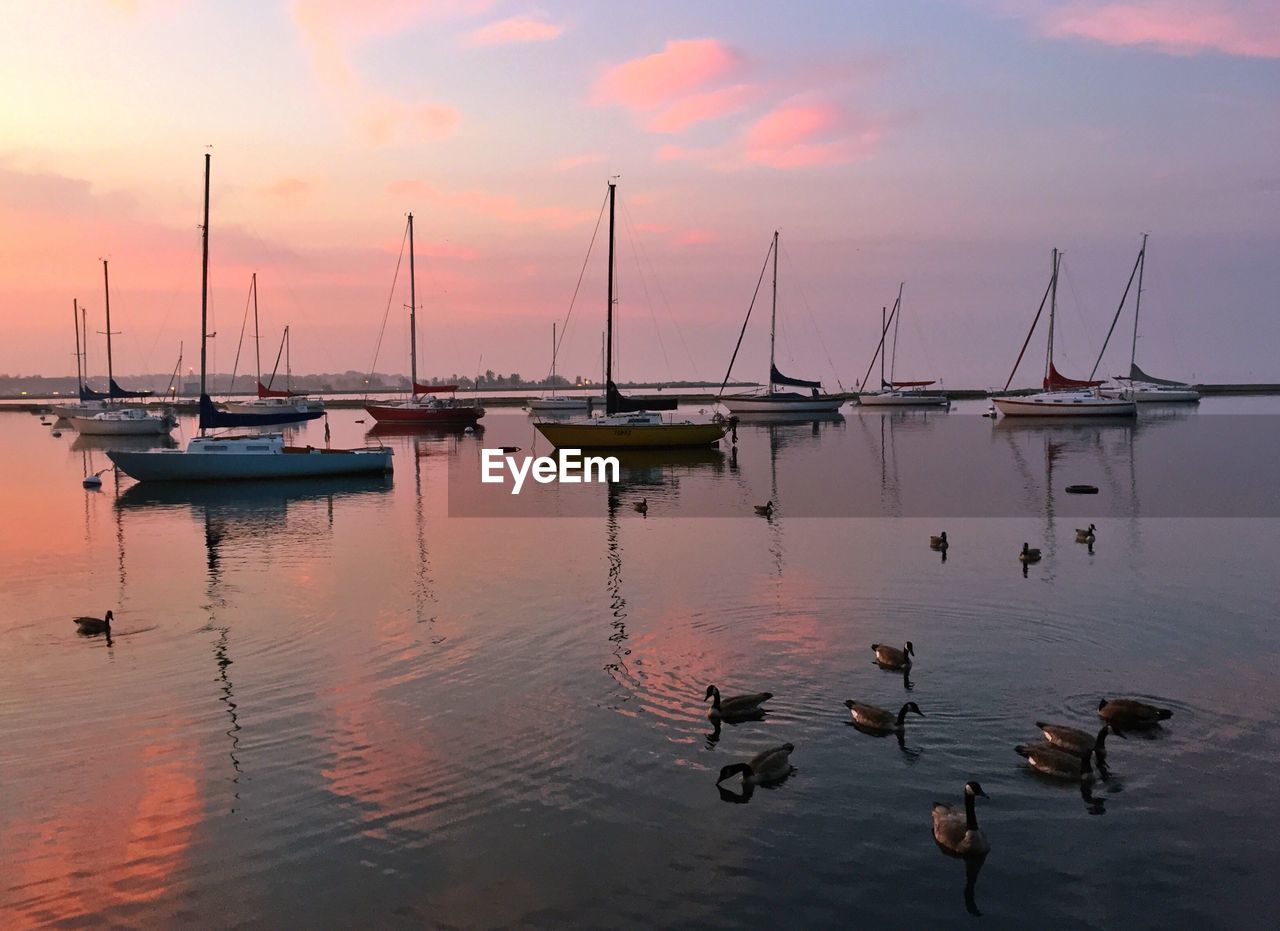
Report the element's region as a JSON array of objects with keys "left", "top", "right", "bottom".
[
  {"left": 872, "top": 641, "right": 914, "bottom": 670},
  {"left": 1097, "top": 697, "right": 1172, "bottom": 729},
  {"left": 846, "top": 700, "right": 924, "bottom": 734},
  {"left": 932, "top": 781, "right": 990, "bottom": 855},
  {"left": 73, "top": 610, "right": 113, "bottom": 635},
  {"left": 716, "top": 743, "right": 795, "bottom": 787},
  {"left": 705, "top": 685, "right": 773, "bottom": 721}
]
